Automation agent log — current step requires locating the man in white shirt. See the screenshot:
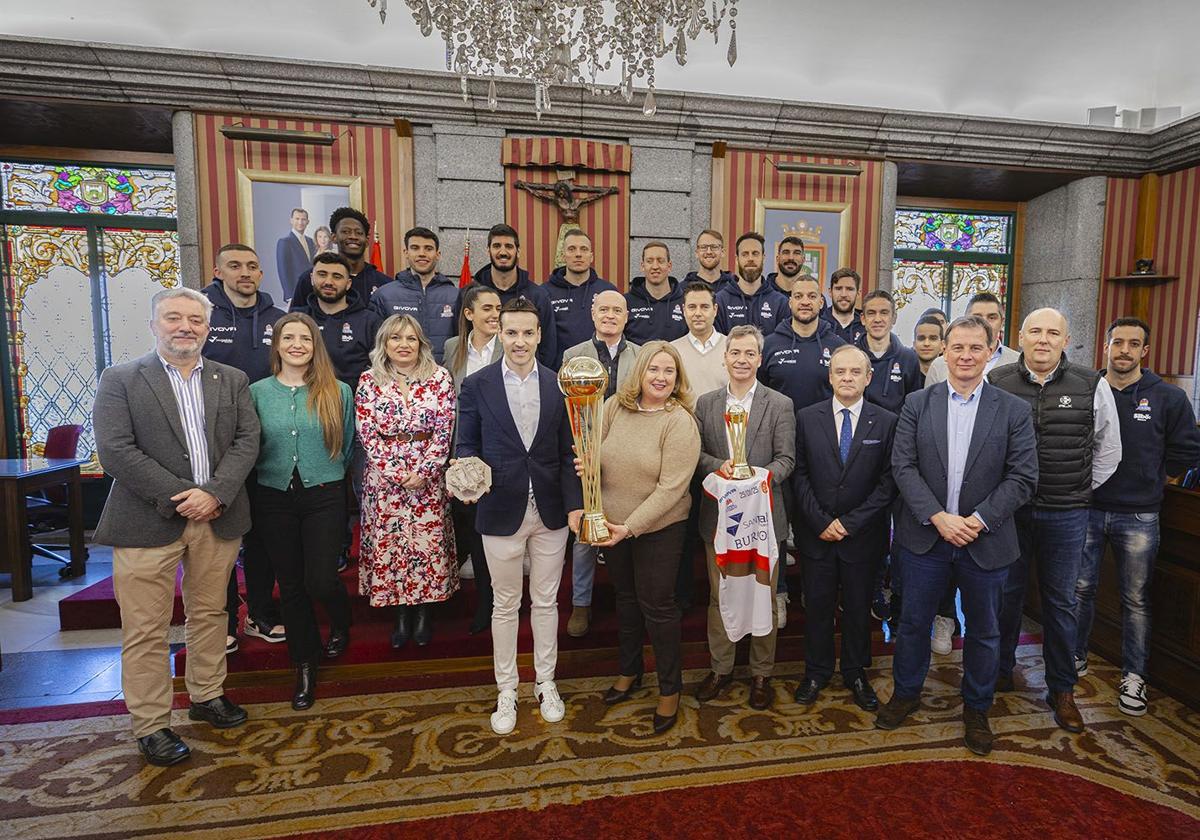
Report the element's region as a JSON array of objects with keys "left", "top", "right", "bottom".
[{"left": 670, "top": 281, "right": 728, "bottom": 398}]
